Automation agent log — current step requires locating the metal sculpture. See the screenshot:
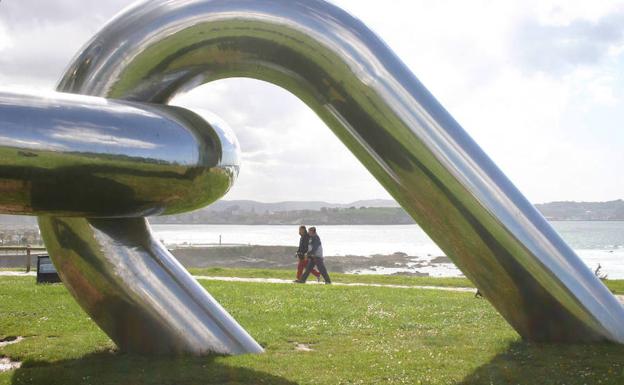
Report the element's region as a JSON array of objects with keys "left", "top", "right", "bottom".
[{"left": 1, "top": 0, "right": 623, "bottom": 355}]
